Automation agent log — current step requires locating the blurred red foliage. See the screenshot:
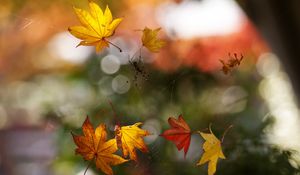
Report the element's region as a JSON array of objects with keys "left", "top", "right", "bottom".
[{"left": 153, "top": 20, "right": 269, "bottom": 72}]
